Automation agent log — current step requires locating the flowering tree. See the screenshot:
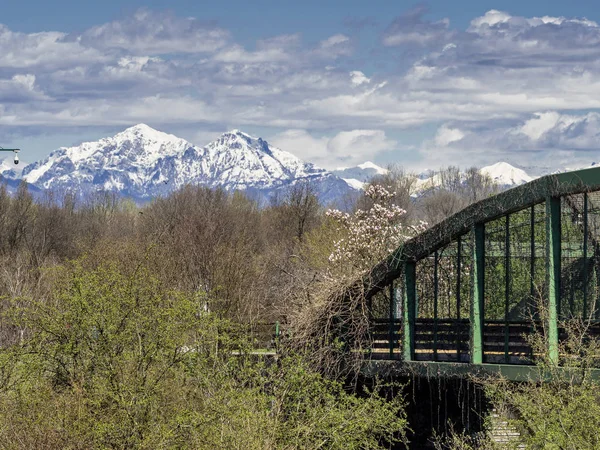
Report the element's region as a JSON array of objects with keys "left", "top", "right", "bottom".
[
  {"left": 288, "top": 184, "right": 427, "bottom": 377},
  {"left": 326, "top": 184, "right": 427, "bottom": 273}
]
